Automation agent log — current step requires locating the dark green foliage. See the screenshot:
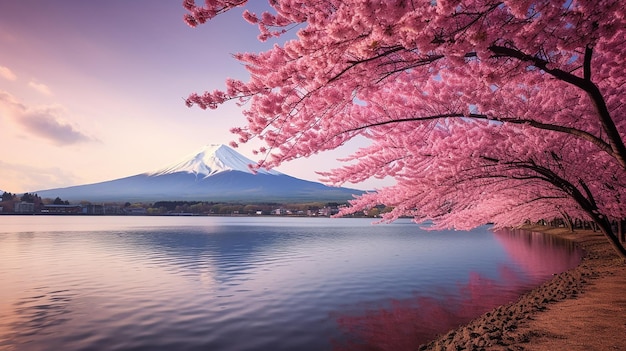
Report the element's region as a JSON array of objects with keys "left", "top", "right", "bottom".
[
  {"left": 20, "top": 193, "right": 39, "bottom": 202},
  {"left": 53, "top": 197, "right": 69, "bottom": 205}
]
